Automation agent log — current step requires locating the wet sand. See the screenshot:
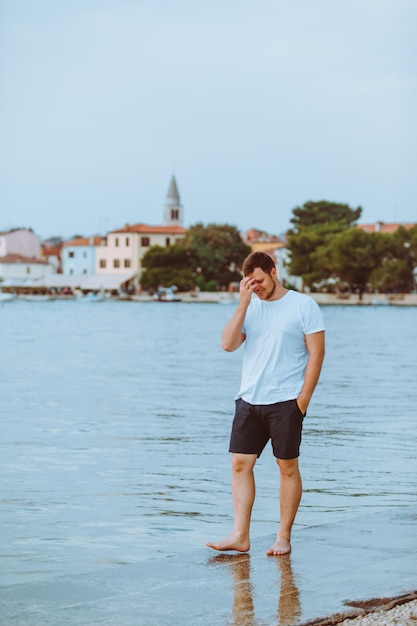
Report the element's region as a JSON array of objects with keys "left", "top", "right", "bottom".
[{"left": 1, "top": 505, "right": 416, "bottom": 625}]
